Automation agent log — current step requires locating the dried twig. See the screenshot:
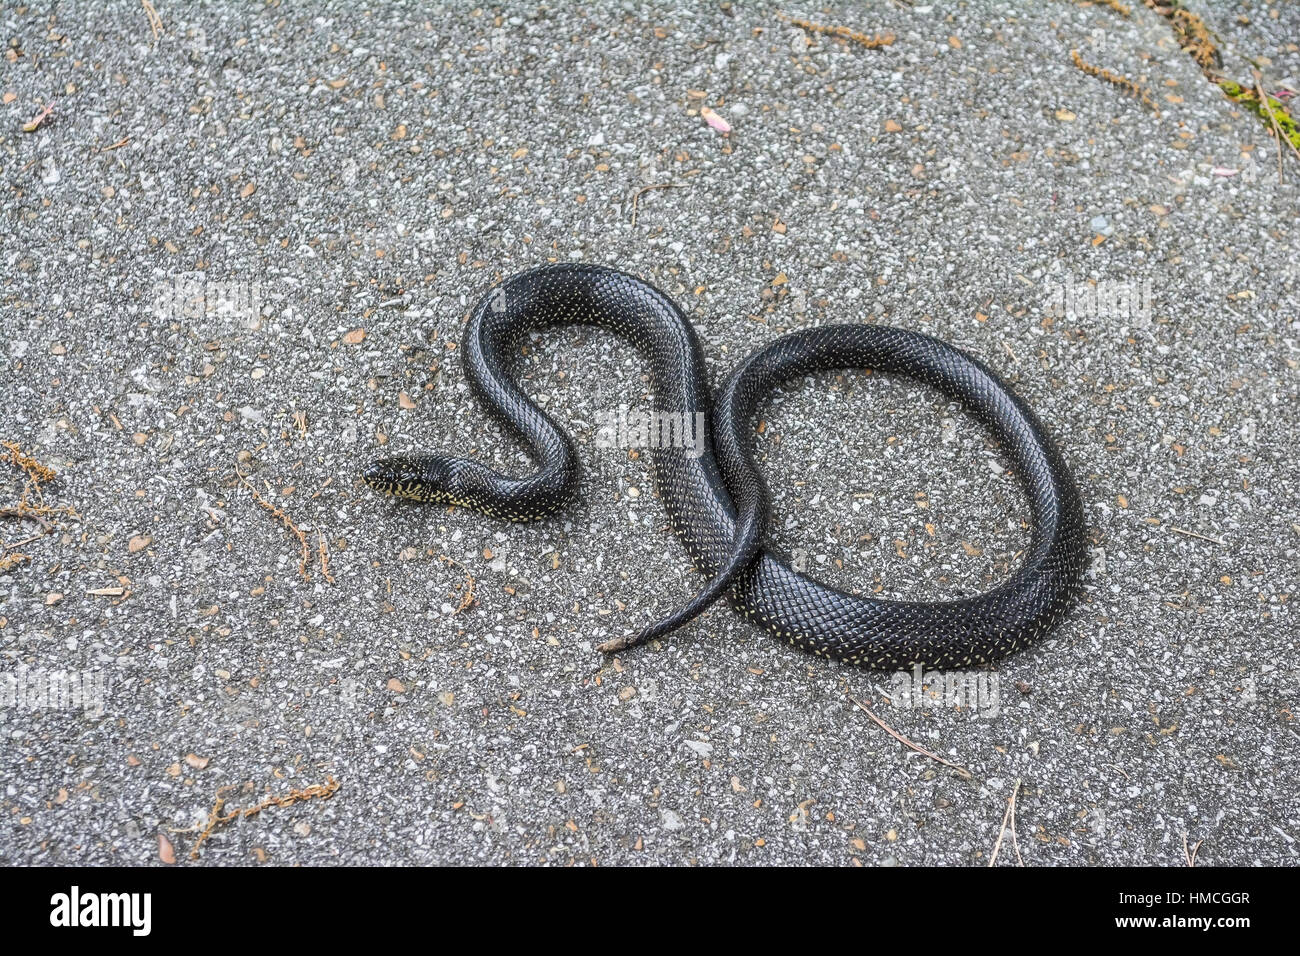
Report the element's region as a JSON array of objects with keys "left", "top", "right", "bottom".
[
  {"left": 1071, "top": 50, "right": 1160, "bottom": 114},
  {"left": 20, "top": 102, "right": 55, "bottom": 134},
  {"left": 0, "top": 507, "right": 55, "bottom": 531},
  {"left": 0, "top": 442, "right": 74, "bottom": 543},
  {"left": 1183, "top": 832, "right": 1202, "bottom": 867},
  {"left": 989, "top": 778, "right": 1023, "bottom": 866},
  {"left": 2, "top": 441, "right": 57, "bottom": 488},
  {"left": 189, "top": 776, "right": 340, "bottom": 860},
  {"left": 780, "top": 13, "right": 896, "bottom": 49},
  {"left": 439, "top": 554, "right": 475, "bottom": 613},
  {"left": 0, "top": 552, "right": 31, "bottom": 571},
  {"left": 1170, "top": 7, "right": 1219, "bottom": 71},
  {"left": 1009, "top": 781, "right": 1024, "bottom": 865},
  {"left": 1092, "top": 0, "right": 1132, "bottom": 17},
  {"left": 318, "top": 531, "right": 335, "bottom": 584},
  {"left": 1255, "top": 70, "right": 1287, "bottom": 182},
  {"left": 235, "top": 467, "right": 312, "bottom": 580},
  {"left": 848, "top": 695, "right": 973, "bottom": 778},
  {"left": 141, "top": 0, "right": 164, "bottom": 42},
  {"left": 187, "top": 784, "right": 237, "bottom": 855},
  {"left": 1169, "top": 526, "right": 1225, "bottom": 546},
  {"left": 2, "top": 531, "right": 44, "bottom": 551}
]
